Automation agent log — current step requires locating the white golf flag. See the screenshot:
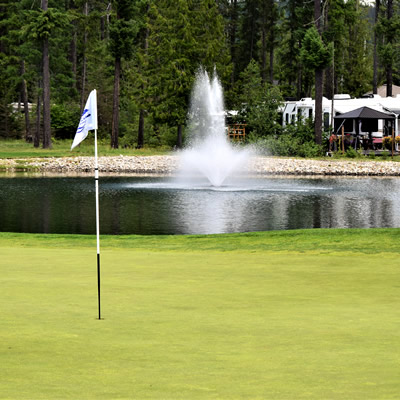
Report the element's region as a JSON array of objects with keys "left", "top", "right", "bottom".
[{"left": 71, "top": 89, "right": 98, "bottom": 150}]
